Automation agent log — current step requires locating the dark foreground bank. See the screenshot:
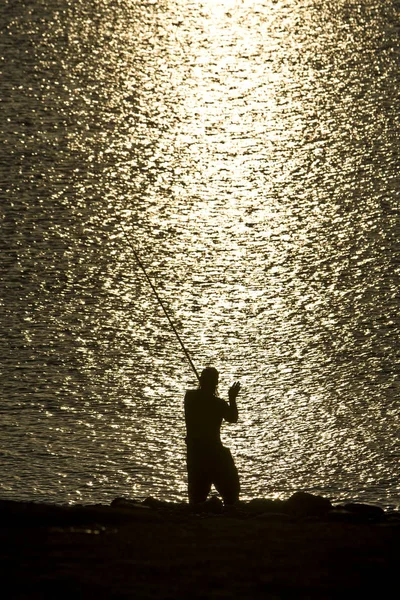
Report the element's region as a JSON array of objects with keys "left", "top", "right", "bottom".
[{"left": 0, "top": 494, "right": 398, "bottom": 599}]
